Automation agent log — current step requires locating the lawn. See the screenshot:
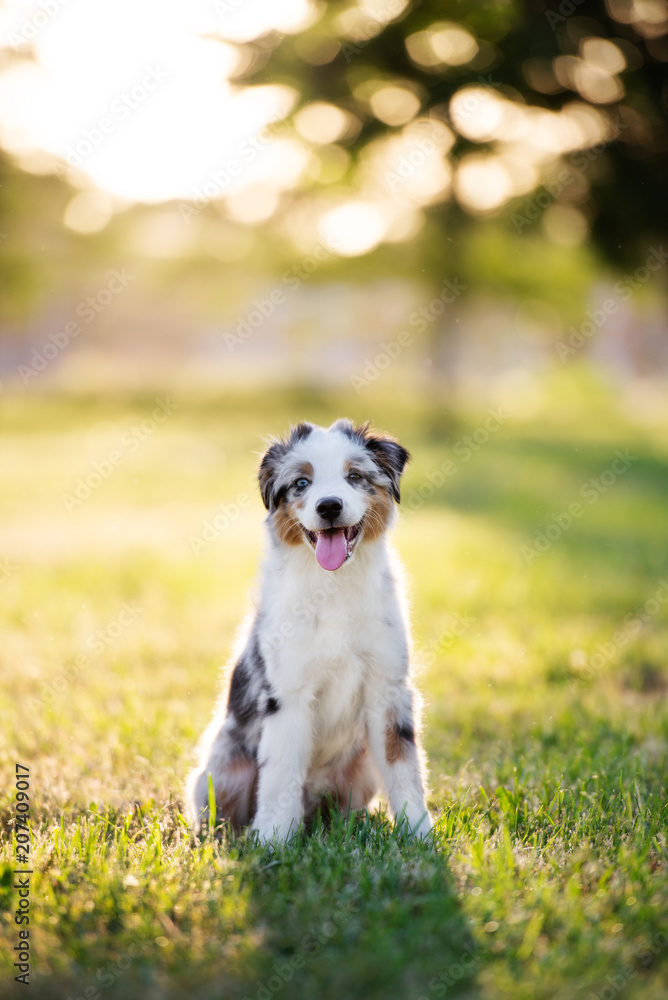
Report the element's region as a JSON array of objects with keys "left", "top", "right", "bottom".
[{"left": 1, "top": 371, "right": 667, "bottom": 1000}]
